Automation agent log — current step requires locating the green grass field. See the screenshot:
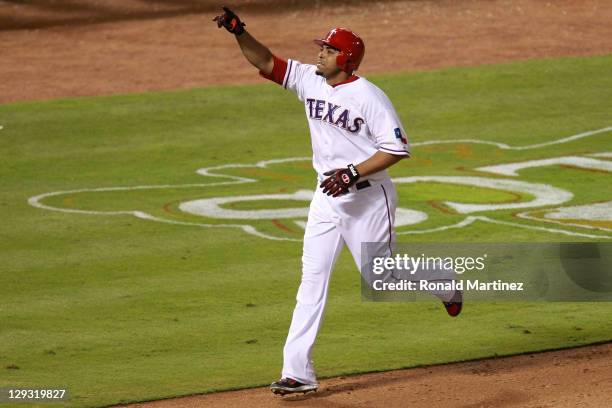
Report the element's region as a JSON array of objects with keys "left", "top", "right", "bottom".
[{"left": 1, "top": 54, "right": 611, "bottom": 407}]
